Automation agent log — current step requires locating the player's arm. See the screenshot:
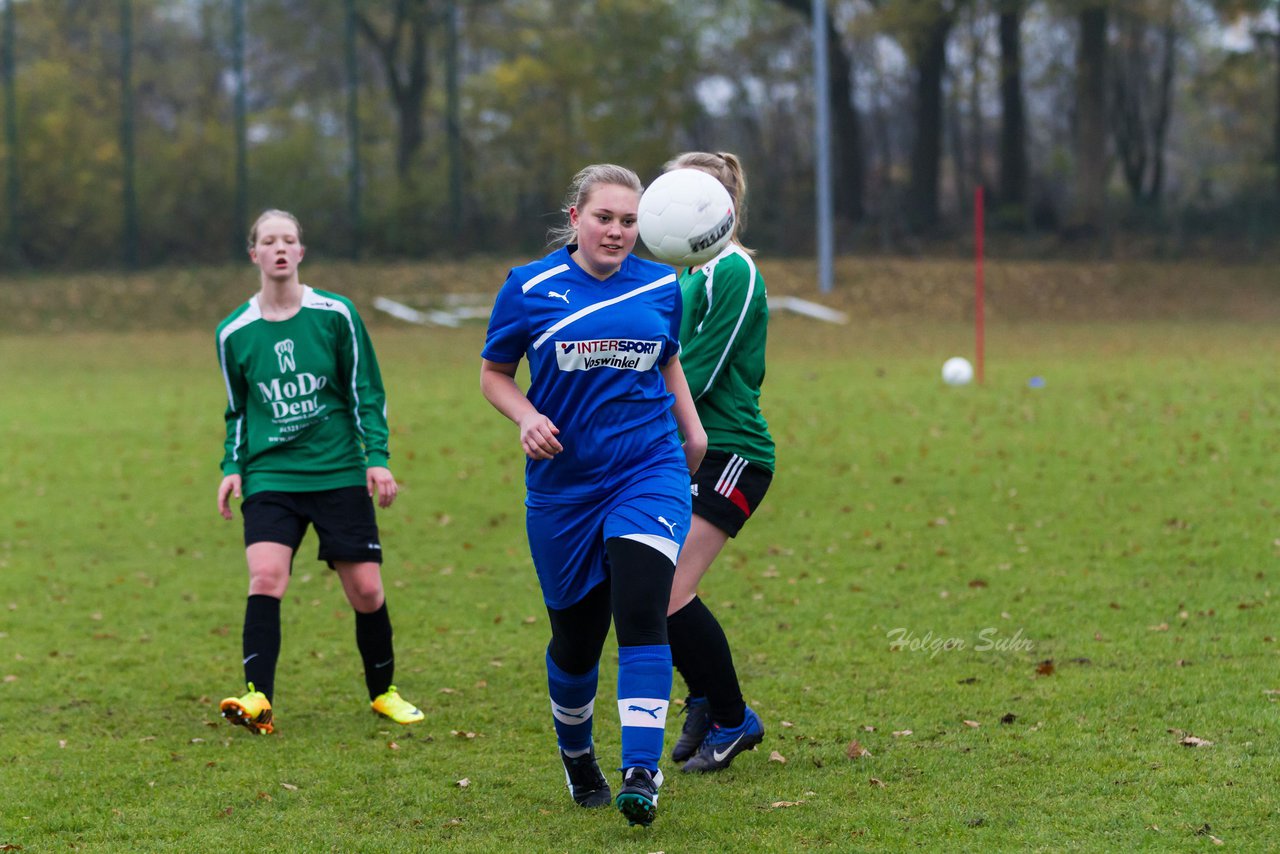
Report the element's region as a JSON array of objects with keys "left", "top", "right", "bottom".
[
  {"left": 480, "top": 359, "right": 563, "bottom": 460},
  {"left": 216, "top": 337, "right": 248, "bottom": 519},
  {"left": 345, "top": 309, "right": 397, "bottom": 507},
  {"left": 680, "top": 263, "right": 756, "bottom": 399},
  {"left": 661, "top": 355, "right": 707, "bottom": 476}
]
